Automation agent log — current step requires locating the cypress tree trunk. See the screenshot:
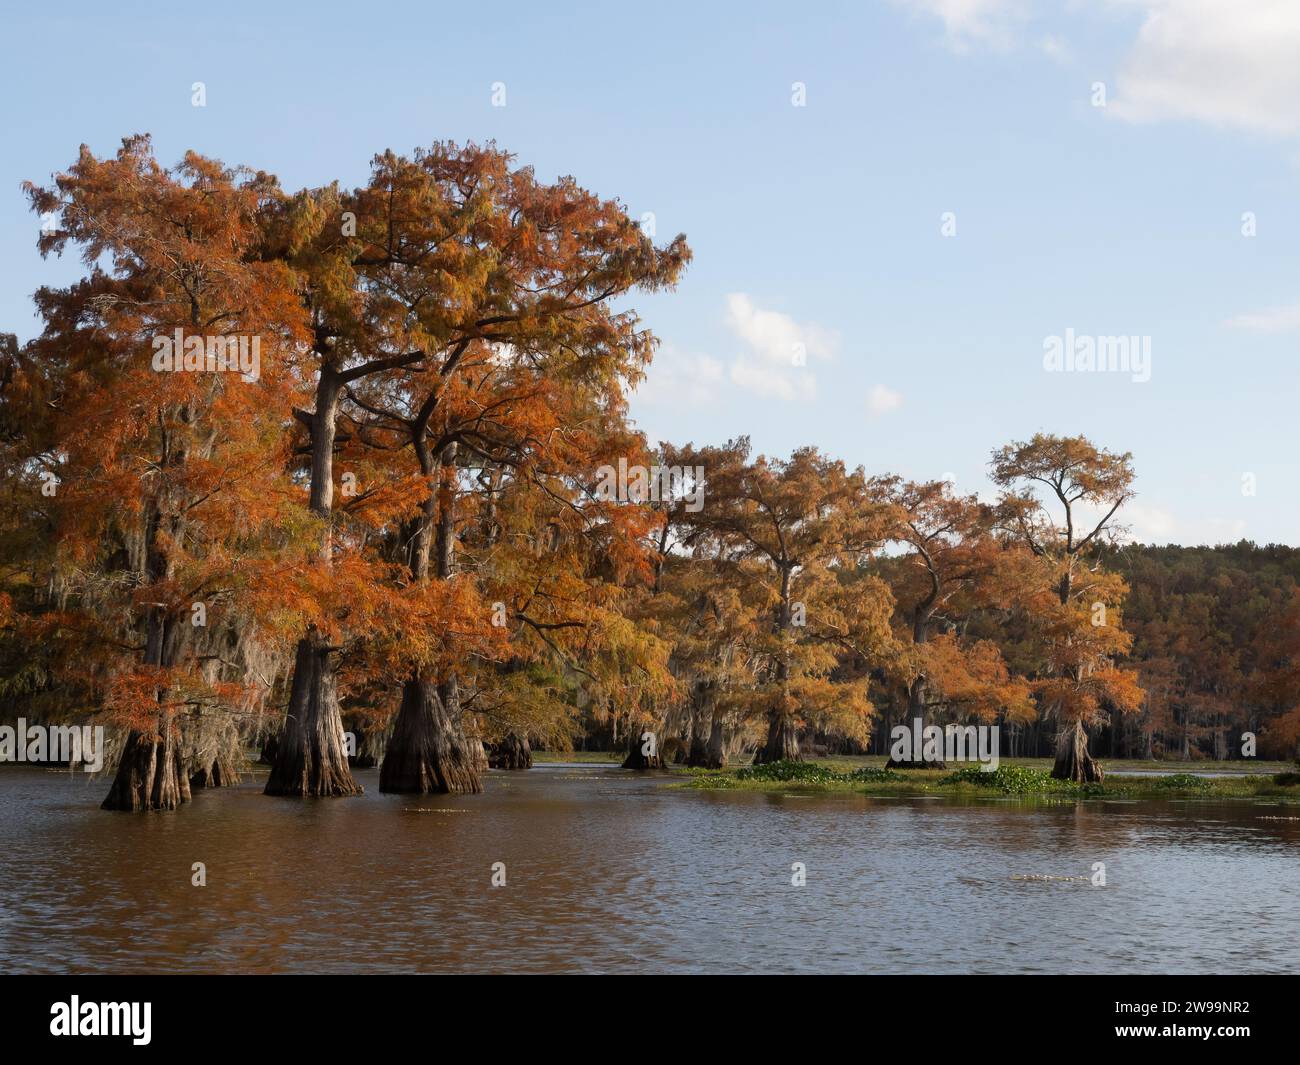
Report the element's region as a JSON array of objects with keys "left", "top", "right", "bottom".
[
  {"left": 888, "top": 604, "right": 945, "bottom": 769},
  {"left": 258, "top": 731, "right": 280, "bottom": 765},
  {"left": 488, "top": 732, "right": 533, "bottom": 769},
  {"left": 189, "top": 750, "right": 240, "bottom": 788},
  {"left": 704, "top": 706, "right": 727, "bottom": 769},
  {"left": 466, "top": 711, "right": 489, "bottom": 776},
  {"left": 102, "top": 717, "right": 190, "bottom": 811},
  {"left": 1051, "top": 719, "right": 1104, "bottom": 782},
  {"left": 622, "top": 726, "right": 666, "bottom": 769},
  {"left": 102, "top": 595, "right": 191, "bottom": 811},
  {"left": 267, "top": 369, "right": 362, "bottom": 799},
  {"left": 886, "top": 678, "right": 947, "bottom": 769},
  {"left": 380, "top": 676, "right": 484, "bottom": 793},
  {"left": 344, "top": 718, "right": 382, "bottom": 768},
  {"left": 265, "top": 633, "right": 363, "bottom": 797},
  {"left": 754, "top": 564, "right": 802, "bottom": 765},
  {"left": 752, "top": 712, "right": 800, "bottom": 764},
  {"left": 684, "top": 681, "right": 711, "bottom": 767},
  {"left": 379, "top": 441, "right": 485, "bottom": 794}
]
